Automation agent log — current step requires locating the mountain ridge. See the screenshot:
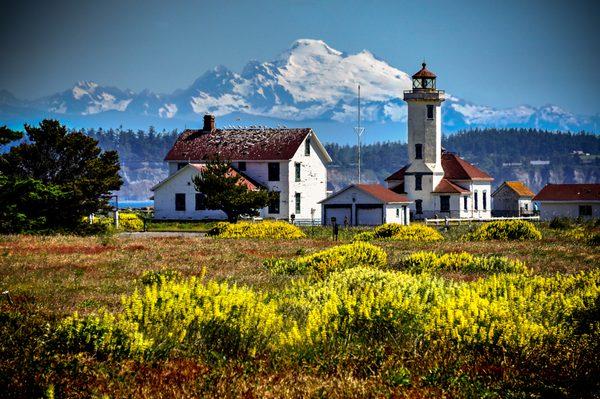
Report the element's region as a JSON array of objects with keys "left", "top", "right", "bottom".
[{"left": 1, "top": 39, "right": 598, "bottom": 141}]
